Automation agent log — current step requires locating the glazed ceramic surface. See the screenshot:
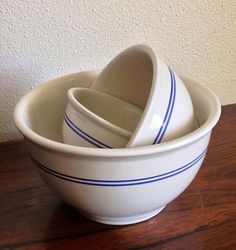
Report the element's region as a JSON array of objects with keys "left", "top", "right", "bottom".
[
  {"left": 91, "top": 45, "right": 197, "bottom": 147},
  {"left": 14, "top": 70, "right": 221, "bottom": 225},
  {"left": 63, "top": 87, "right": 142, "bottom": 148}
]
